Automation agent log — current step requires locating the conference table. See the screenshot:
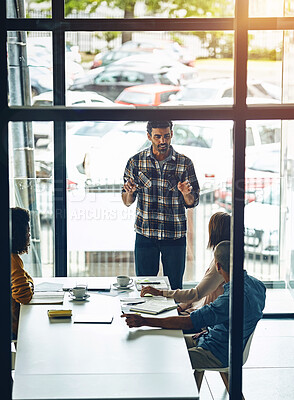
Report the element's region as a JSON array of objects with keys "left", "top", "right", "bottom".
[{"left": 12, "top": 277, "right": 199, "bottom": 400}]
